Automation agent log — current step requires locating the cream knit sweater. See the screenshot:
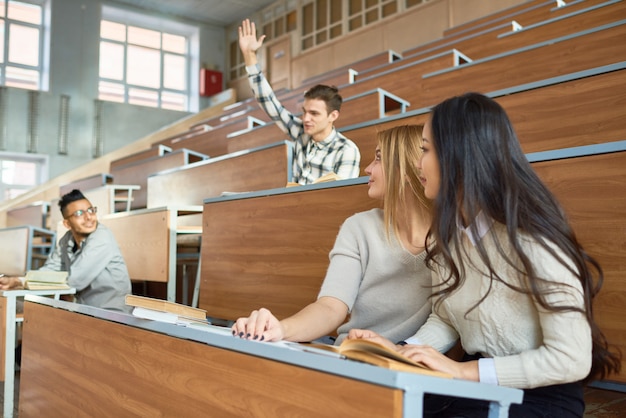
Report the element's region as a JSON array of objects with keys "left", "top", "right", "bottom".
[{"left": 415, "top": 221, "right": 592, "bottom": 389}]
